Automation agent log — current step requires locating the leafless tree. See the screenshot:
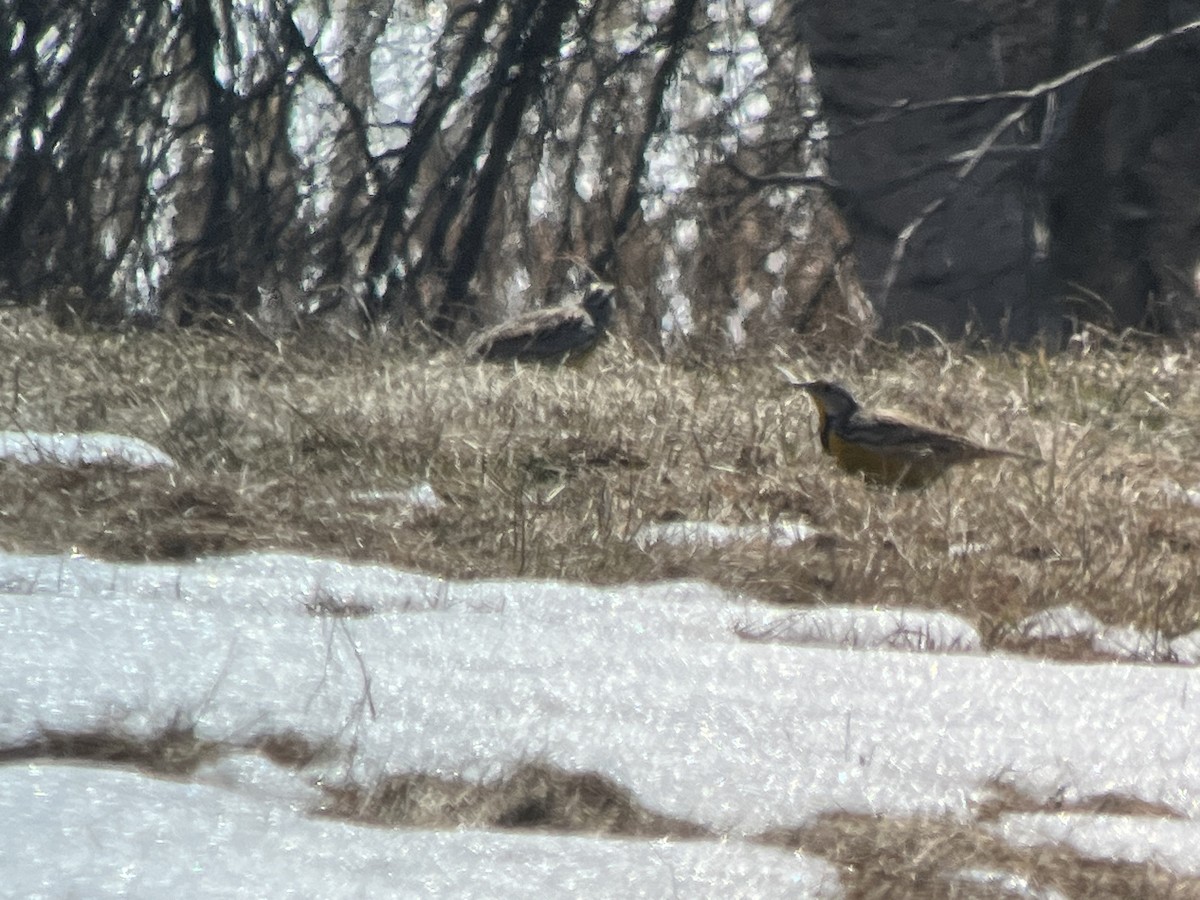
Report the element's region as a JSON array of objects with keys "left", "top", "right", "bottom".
[{"left": 3, "top": 0, "right": 1195, "bottom": 346}]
